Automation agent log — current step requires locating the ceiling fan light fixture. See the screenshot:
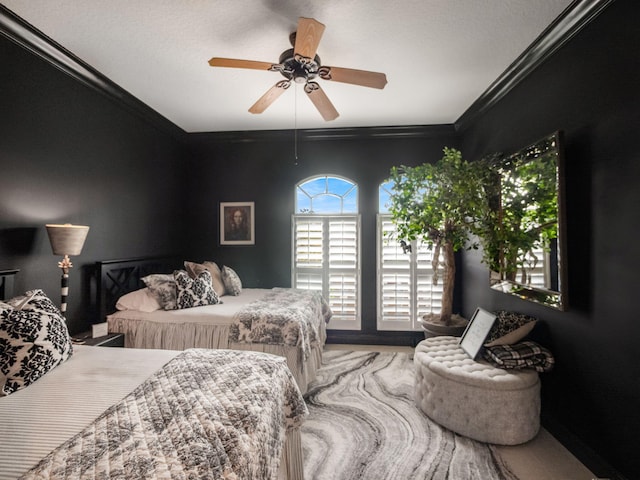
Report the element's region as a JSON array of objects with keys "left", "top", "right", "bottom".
[{"left": 293, "top": 72, "right": 307, "bottom": 84}]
